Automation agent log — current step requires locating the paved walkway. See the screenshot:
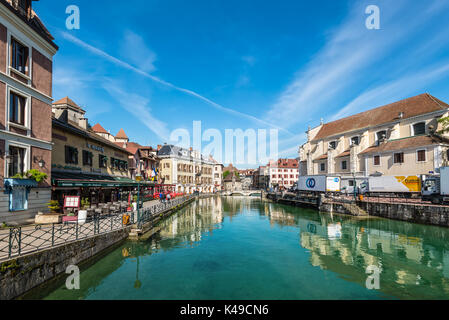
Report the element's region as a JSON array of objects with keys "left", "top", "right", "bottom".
[{"left": 0, "top": 196, "right": 192, "bottom": 262}]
